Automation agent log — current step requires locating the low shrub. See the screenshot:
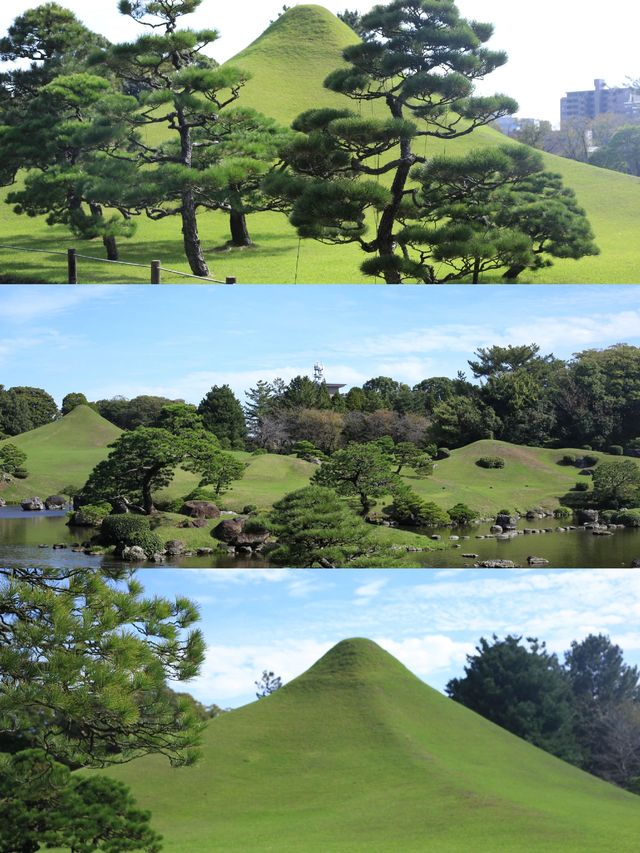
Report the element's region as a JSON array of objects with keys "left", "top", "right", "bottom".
[
  {"left": 583, "top": 455, "right": 599, "bottom": 467},
  {"left": 69, "top": 503, "right": 111, "bottom": 527},
  {"left": 435, "top": 448, "right": 450, "bottom": 460},
  {"left": 12, "top": 468, "right": 29, "bottom": 479},
  {"left": 476, "top": 456, "right": 505, "bottom": 469},
  {"left": 390, "top": 486, "right": 451, "bottom": 527},
  {"left": 101, "top": 514, "right": 165, "bottom": 557},
  {"left": 154, "top": 497, "right": 185, "bottom": 513},
  {"left": 609, "top": 445, "right": 624, "bottom": 456},
  {"left": 582, "top": 445, "right": 592, "bottom": 451},
  {"left": 448, "top": 503, "right": 479, "bottom": 525},
  {"left": 574, "top": 482, "right": 589, "bottom": 492},
  {"left": 242, "top": 504, "right": 258, "bottom": 514},
  {"left": 559, "top": 454, "right": 577, "bottom": 466},
  {"left": 182, "top": 488, "right": 218, "bottom": 503},
  {"left": 251, "top": 448, "right": 268, "bottom": 456},
  {"left": 554, "top": 506, "right": 573, "bottom": 519}
]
